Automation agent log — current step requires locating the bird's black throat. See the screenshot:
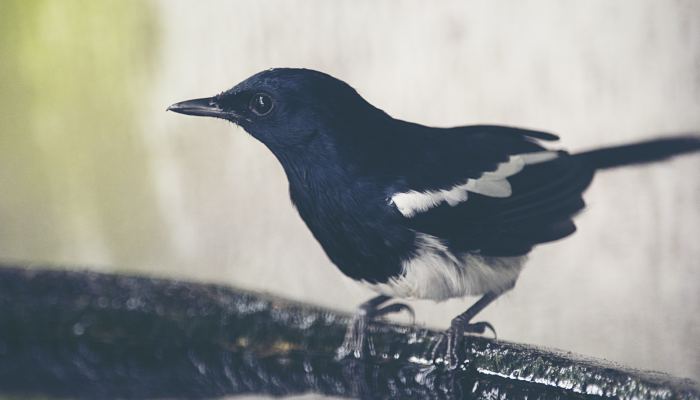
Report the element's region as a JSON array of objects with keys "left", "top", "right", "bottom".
[{"left": 272, "top": 132, "right": 412, "bottom": 284}]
